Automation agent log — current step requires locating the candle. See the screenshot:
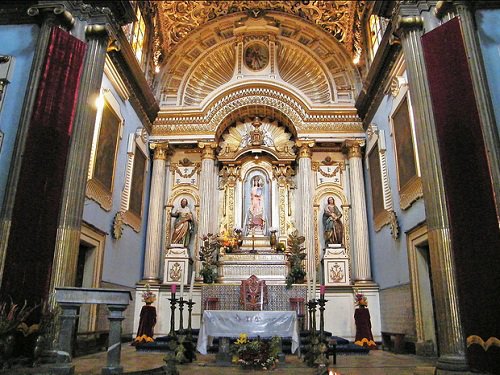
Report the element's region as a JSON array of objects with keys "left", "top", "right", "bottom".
[
  {"left": 180, "top": 269, "right": 185, "bottom": 299},
  {"left": 320, "top": 284, "right": 326, "bottom": 295},
  {"left": 188, "top": 271, "right": 195, "bottom": 301},
  {"left": 312, "top": 267, "right": 316, "bottom": 300},
  {"left": 171, "top": 284, "right": 177, "bottom": 294}
]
